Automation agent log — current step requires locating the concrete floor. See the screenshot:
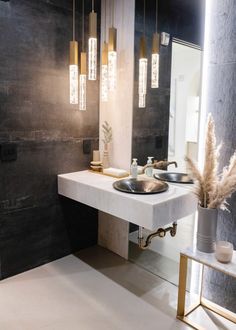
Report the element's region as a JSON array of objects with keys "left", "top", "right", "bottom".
[{"left": 0, "top": 246, "right": 234, "bottom": 330}]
